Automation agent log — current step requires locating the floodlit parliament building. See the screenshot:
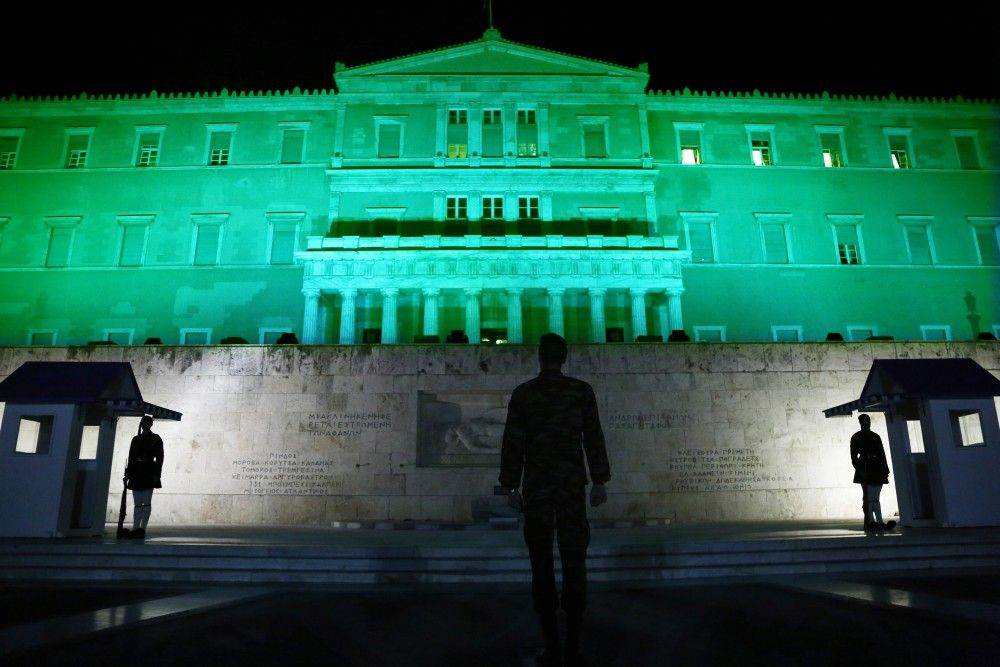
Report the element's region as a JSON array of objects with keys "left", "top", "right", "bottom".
[{"left": 0, "top": 29, "right": 997, "bottom": 347}]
